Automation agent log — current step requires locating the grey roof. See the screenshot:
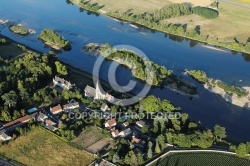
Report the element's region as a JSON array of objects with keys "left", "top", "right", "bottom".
[
  {"left": 1, "top": 132, "right": 10, "bottom": 139},
  {"left": 46, "top": 124, "right": 58, "bottom": 131},
  {"left": 54, "top": 76, "right": 73, "bottom": 88},
  {"left": 37, "top": 112, "right": 47, "bottom": 121},
  {"left": 84, "top": 85, "right": 96, "bottom": 97},
  {"left": 123, "top": 128, "right": 132, "bottom": 135},
  {"left": 136, "top": 120, "right": 145, "bottom": 127},
  {"left": 101, "top": 104, "right": 108, "bottom": 111}
]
